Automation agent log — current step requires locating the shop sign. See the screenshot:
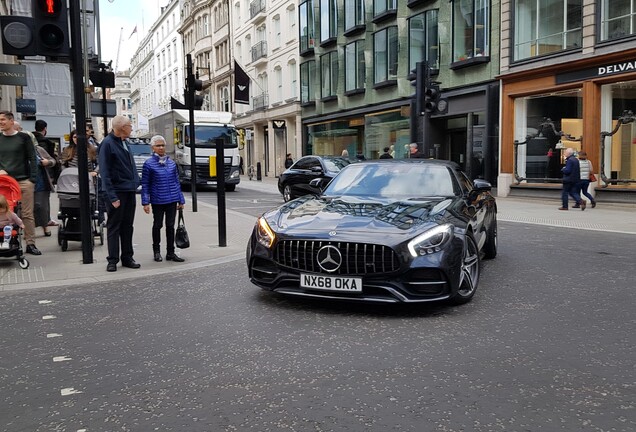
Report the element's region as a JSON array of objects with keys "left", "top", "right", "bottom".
[
  {"left": 0, "top": 63, "right": 27, "bottom": 86},
  {"left": 556, "top": 59, "right": 636, "bottom": 84},
  {"left": 272, "top": 120, "right": 286, "bottom": 129},
  {"left": 16, "top": 98, "right": 36, "bottom": 113}
]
